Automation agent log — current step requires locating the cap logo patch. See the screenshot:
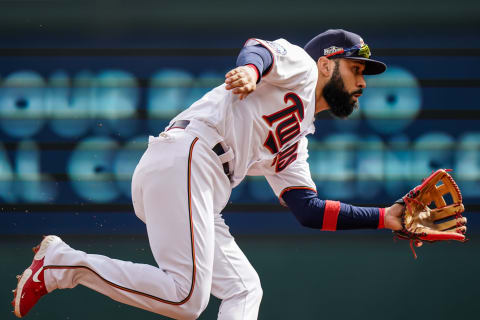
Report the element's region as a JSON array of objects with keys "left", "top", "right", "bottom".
[{"left": 324, "top": 46, "right": 343, "bottom": 56}]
